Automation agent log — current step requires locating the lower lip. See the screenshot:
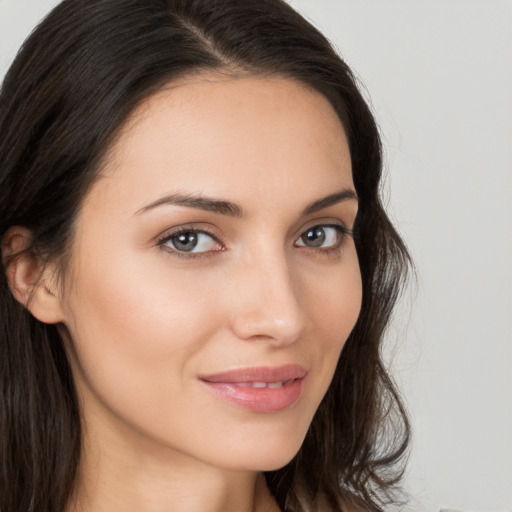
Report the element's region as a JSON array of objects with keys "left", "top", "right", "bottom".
[{"left": 201, "top": 378, "right": 305, "bottom": 413}]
